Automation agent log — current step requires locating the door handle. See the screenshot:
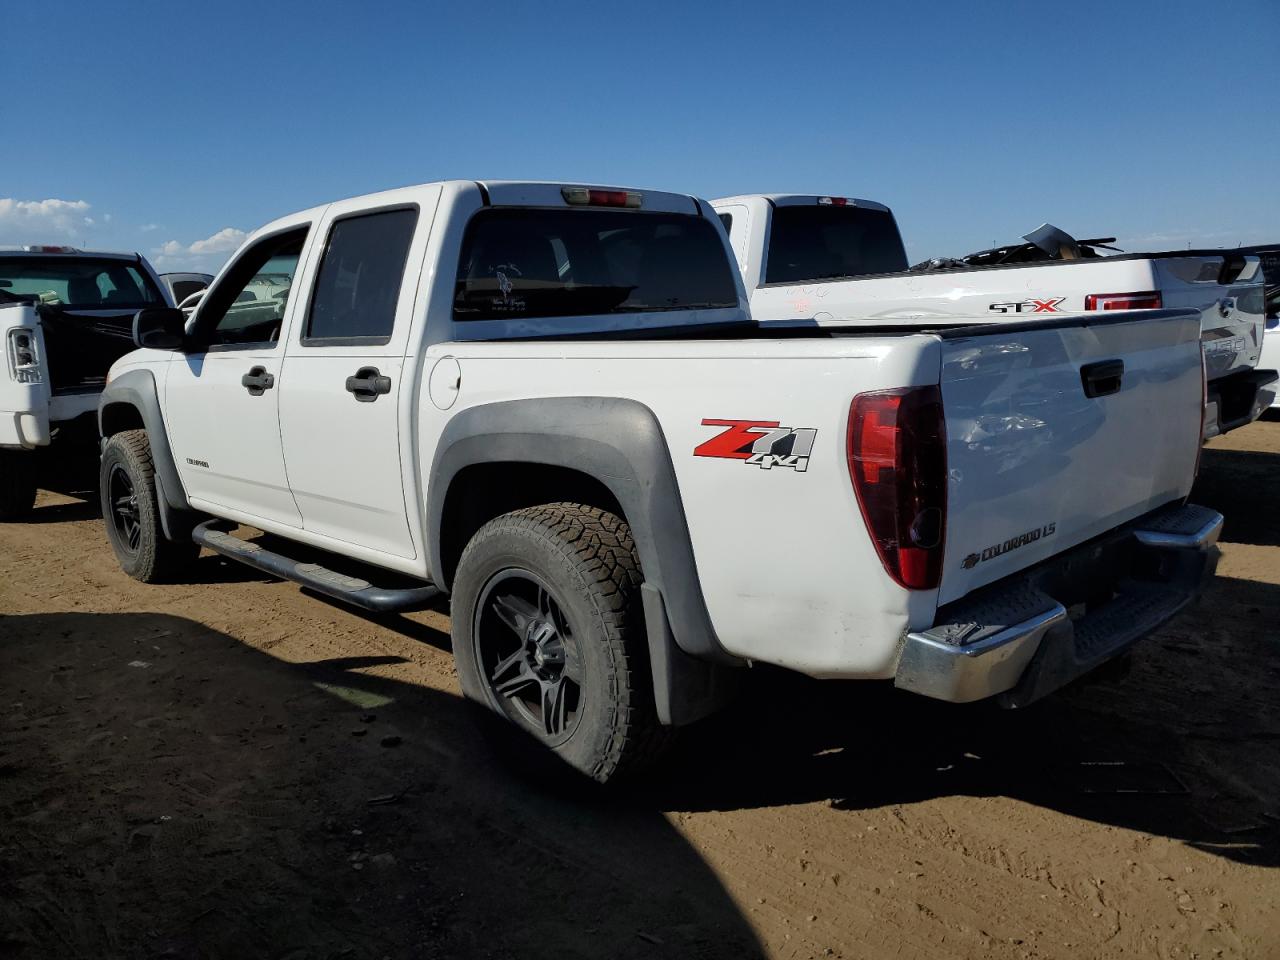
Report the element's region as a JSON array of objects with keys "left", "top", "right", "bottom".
[
  {"left": 241, "top": 365, "right": 275, "bottom": 396},
  {"left": 1080, "top": 359, "right": 1124, "bottom": 398},
  {"left": 345, "top": 366, "right": 392, "bottom": 402}
]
